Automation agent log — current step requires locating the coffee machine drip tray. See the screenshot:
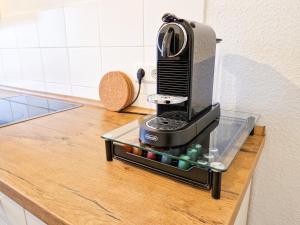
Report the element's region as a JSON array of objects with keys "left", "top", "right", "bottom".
[
  {"left": 146, "top": 116, "right": 188, "bottom": 131},
  {"left": 147, "top": 94, "right": 188, "bottom": 105}
]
